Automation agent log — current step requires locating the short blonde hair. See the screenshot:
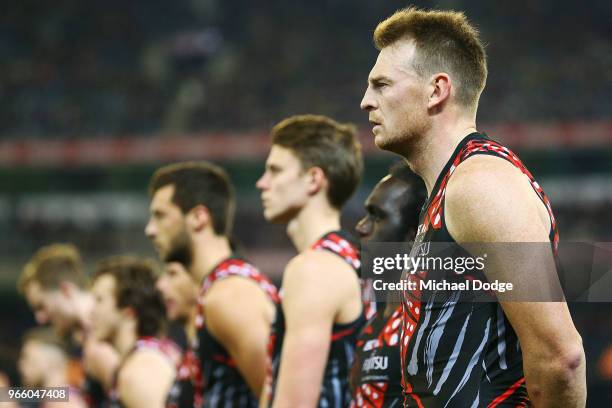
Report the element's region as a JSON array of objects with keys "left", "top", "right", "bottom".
[
  {"left": 18, "top": 243, "right": 86, "bottom": 293},
  {"left": 374, "top": 7, "right": 487, "bottom": 109}
]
